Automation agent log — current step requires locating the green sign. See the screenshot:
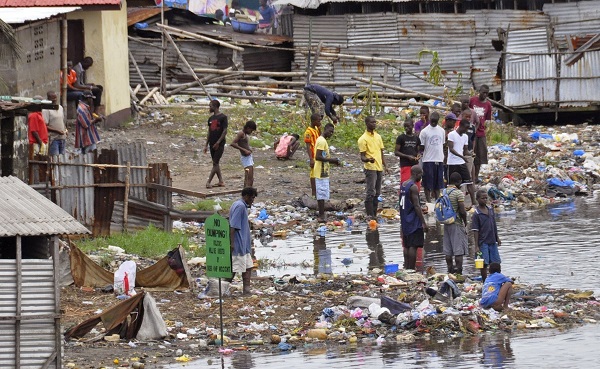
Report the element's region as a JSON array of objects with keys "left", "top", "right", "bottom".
[{"left": 205, "top": 214, "right": 232, "bottom": 278}]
